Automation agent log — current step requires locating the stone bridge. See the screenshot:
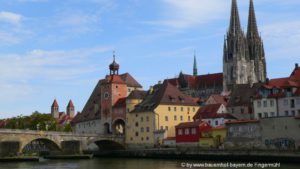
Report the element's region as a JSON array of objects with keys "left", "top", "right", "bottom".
[{"left": 0, "top": 129, "right": 124, "bottom": 156}]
